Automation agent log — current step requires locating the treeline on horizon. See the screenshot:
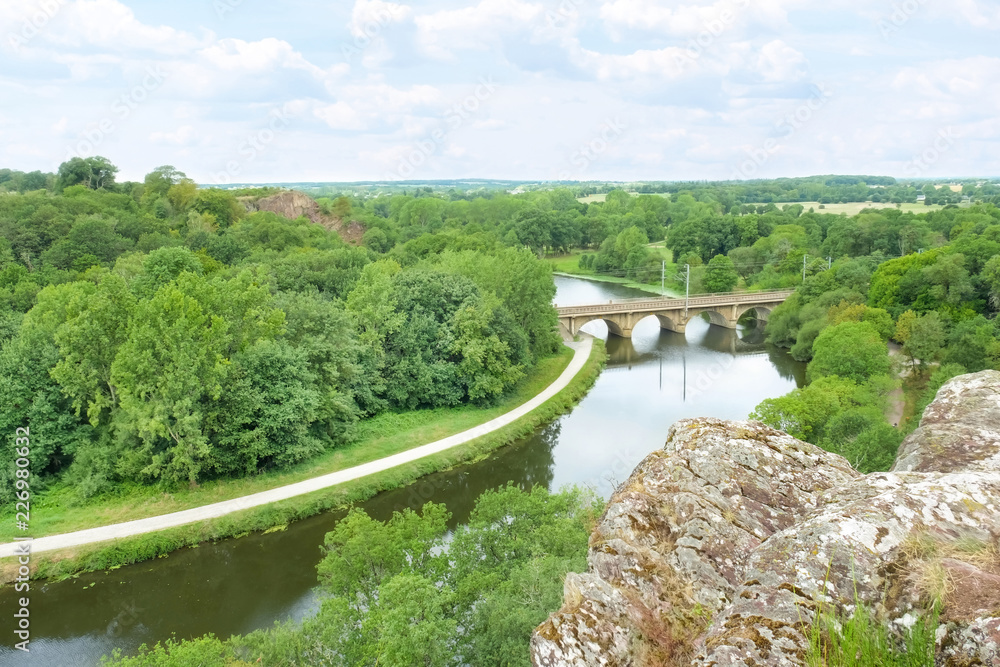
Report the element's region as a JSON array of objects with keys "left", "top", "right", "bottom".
[{"left": 8, "top": 164, "right": 1000, "bottom": 205}]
